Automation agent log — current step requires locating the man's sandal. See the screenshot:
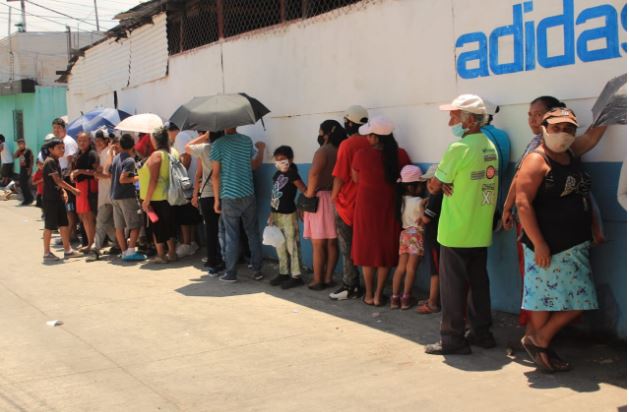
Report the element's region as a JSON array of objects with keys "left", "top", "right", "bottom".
[{"left": 416, "top": 301, "right": 440, "bottom": 314}]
